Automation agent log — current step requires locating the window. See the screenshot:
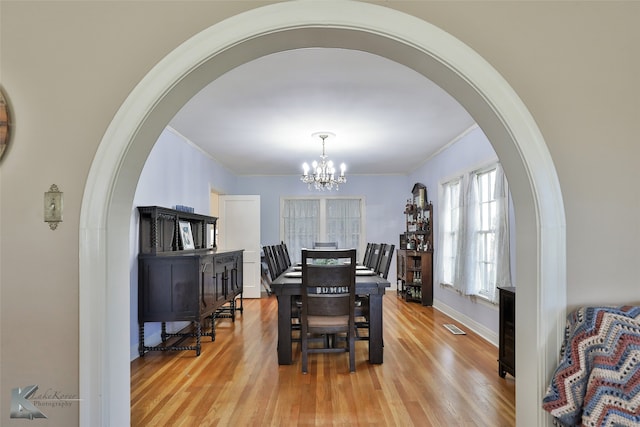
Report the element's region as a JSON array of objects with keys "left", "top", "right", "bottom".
[
  {"left": 281, "top": 197, "right": 364, "bottom": 263},
  {"left": 439, "top": 163, "right": 511, "bottom": 303}
]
